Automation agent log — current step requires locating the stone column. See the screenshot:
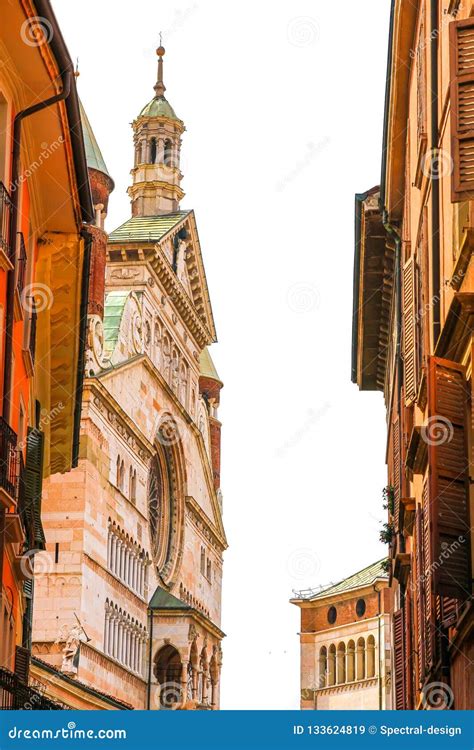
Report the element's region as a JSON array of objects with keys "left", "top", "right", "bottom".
[{"left": 181, "top": 660, "right": 189, "bottom": 704}]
